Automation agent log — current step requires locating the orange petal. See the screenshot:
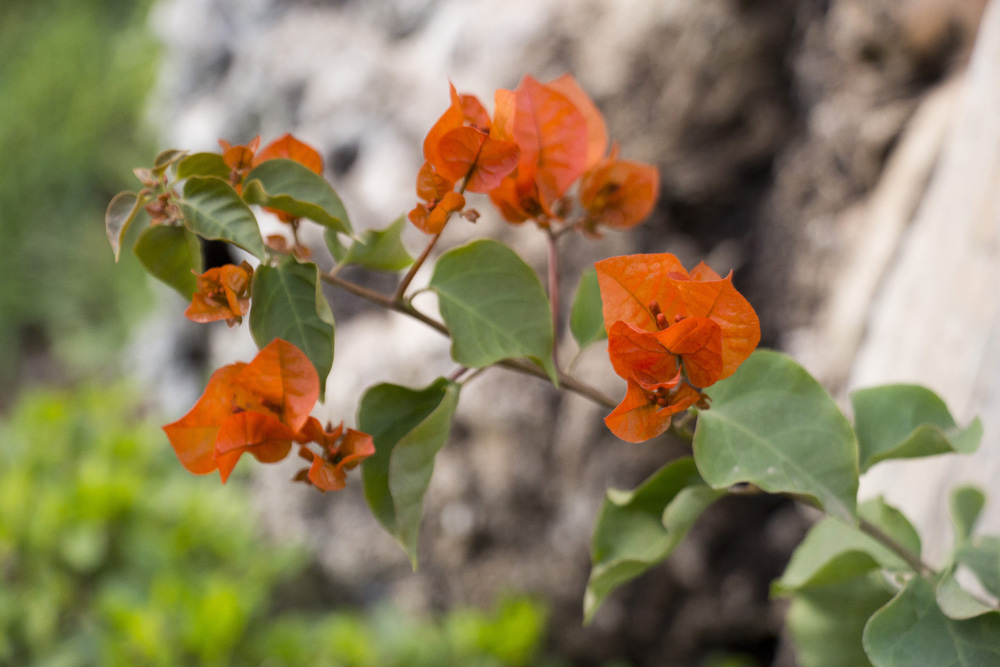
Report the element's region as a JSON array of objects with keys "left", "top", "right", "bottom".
[
  {"left": 306, "top": 456, "right": 348, "bottom": 492},
  {"left": 423, "top": 83, "right": 465, "bottom": 171},
  {"left": 162, "top": 363, "right": 245, "bottom": 474},
  {"left": 511, "top": 75, "right": 588, "bottom": 206},
  {"left": 607, "top": 321, "right": 680, "bottom": 387},
  {"left": 491, "top": 89, "right": 516, "bottom": 142},
  {"left": 655, "top": 317, "right": 723, "bottom": 388},
  {"left": 545, "top": 74, "right": 608, "bottom": 168},
  {"left": 604, "top": 379, "right": 696, "bottom": 443},
  {"left": 667, "top": 274, "right": 760, "bottom": 379},
  {"left": 580, "top": 159, "right": 659, "bottom": 229},
  {"left": 253, "top": 133, "right": 324, "bottom": 173},
  {"left": 337, "top": 428, "right": 375, "bottom": 470},
  {"left": 415, "top": 161, "right": 455, "bottom": 202},
  {"left": 214, "top": 411, "right": 294, "bottom": 483},
  {"left": 232, "top": 339, "right": 320, "bottom": 432},
  {"left": 595, "top": 254, "right": 690, "bottom": 333},
  {"left": 295, "top": 416, "right": 345, "bottom": 453},
  {"left": 435, "top": 127, "right": 520, "bottom": 192}
]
